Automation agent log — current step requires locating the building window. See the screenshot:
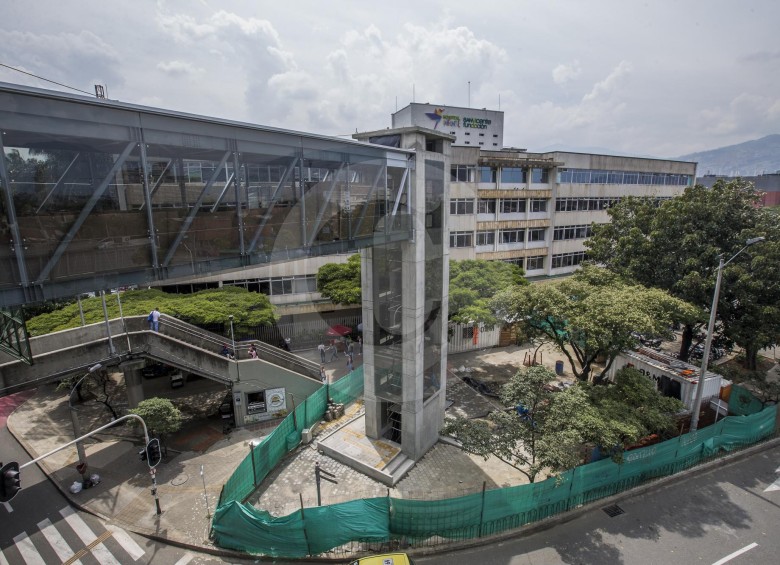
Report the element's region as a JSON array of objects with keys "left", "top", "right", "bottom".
[
  {"left": 502, "top": 258, "right": 524, "bottom": 268},
  {"left": 500, "top": 198, "right": 526, "bottom": 214},
  {"left": 555, "top": 197, "right": 621, "bottom": 212},
  {"left": 463, "top": 326, "right": 475, "bottom": 339},
  {"left": 478, "top": 166, "right": 497, "bottom": 183},
  {"left": 526, "top": 255, "right": 545, "bottom": 270},
  {"left": 552, "top": 251, "right": 587, "bottom": 269},
  {"left": 450, "top": 198, "right": 475, "bottom": 215},
  {"left": 499, "top": 229, "right": 525, "bottom": 244},
  {"left": 501, "top": 167, "right": 526, "bottom": 184},
  {"left": 478, "top": 198, "right": 496, "bottom": 214},
  {"left": 558, "top": 168, "right": 693, "bottom": 186},
  {"left": 476, "top": 230, "right": 495, "bottom": 246},
  {"left": 528, "top": 228, "right": 546, "bottom": 242},
  {"left": 530, "top": 198, "right": 548, "bottom": 212},
  {"left": 531, "top": 168, "right": 549, "bottom": 183},
  {"left": 449, "top": 231, "right": 473, "bottom": 248},
  {"left": 554, "top": 224, "right": 593, "bottom": 241},
  {"left": 451, "top": 165, "right": 476, "bottom": 182}
]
